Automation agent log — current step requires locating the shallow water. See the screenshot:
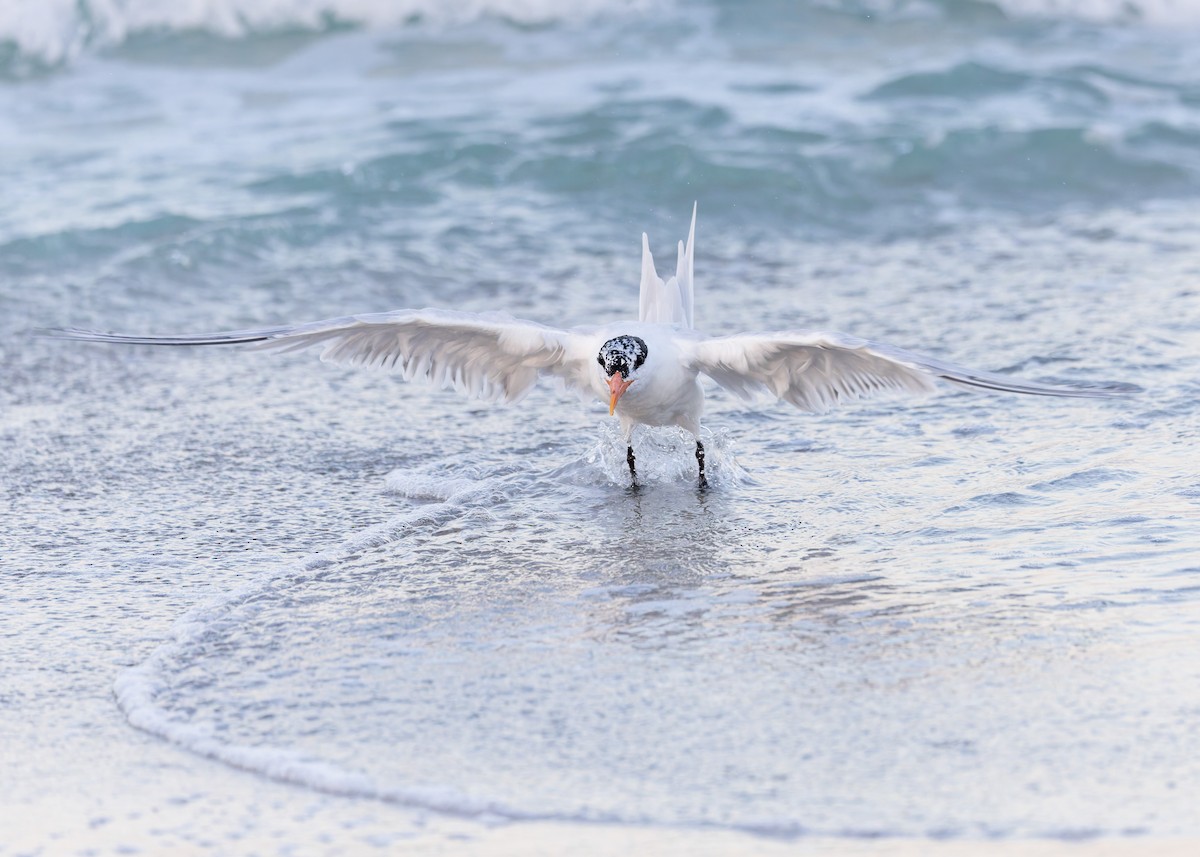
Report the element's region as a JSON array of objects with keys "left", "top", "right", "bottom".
[{"left": 2, "top": 0, "right": 1200, "bottom": 852}]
